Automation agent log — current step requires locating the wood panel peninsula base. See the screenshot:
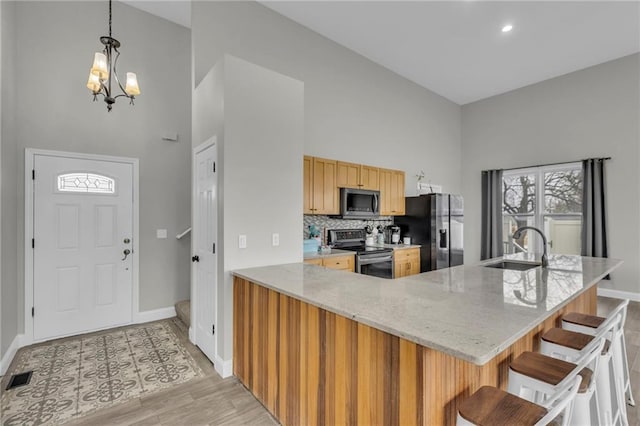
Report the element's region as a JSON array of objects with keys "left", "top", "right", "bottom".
[{"left": 233, "top": 255, "right": 619, "bottom": 425}]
